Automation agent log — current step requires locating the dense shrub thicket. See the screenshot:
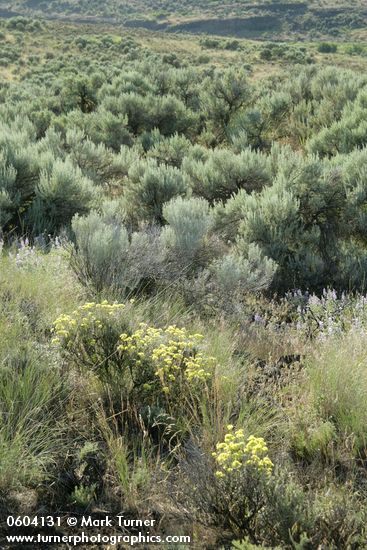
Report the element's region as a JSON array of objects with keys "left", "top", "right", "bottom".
[{"left": 2, "top": 48, "right": 367, "bottom": 294}]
